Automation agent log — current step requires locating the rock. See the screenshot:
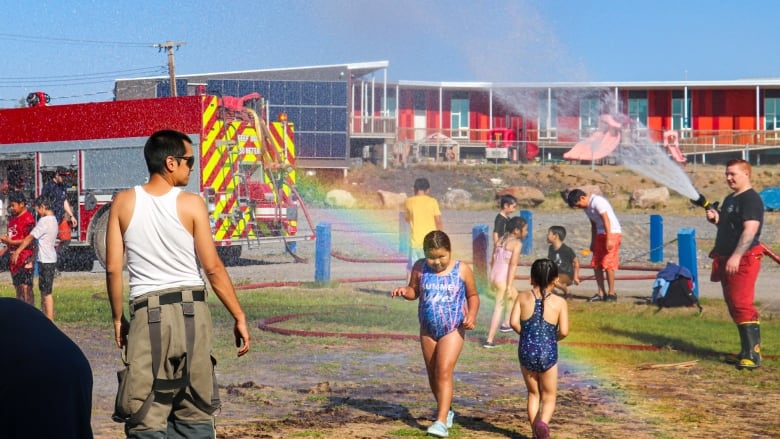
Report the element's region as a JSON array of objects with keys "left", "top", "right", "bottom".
[
  {"left": 497, "top": 186, "right": 545, "bottom": 207},
  {"left": 325, "top": 189, "right": 356, "bottom": 208},
  {"left": 443, "top": 189, "right": 472, "bottom": 208},
  {"left": 376, "top": 190, "right": 407, "bottom": 209},
  {"left": 630, "top": 186, "right": 670, "bottom": 209}
]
